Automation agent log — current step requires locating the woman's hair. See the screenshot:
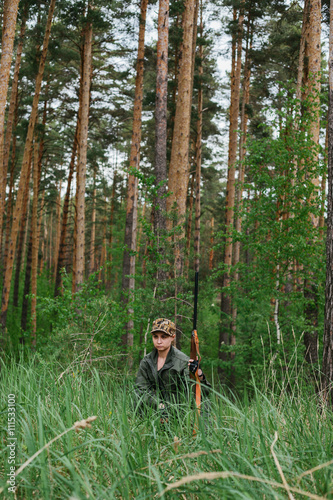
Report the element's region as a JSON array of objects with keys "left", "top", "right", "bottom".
[{"left": 171, "top": 335, "right": 176, "bottom": 347}]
